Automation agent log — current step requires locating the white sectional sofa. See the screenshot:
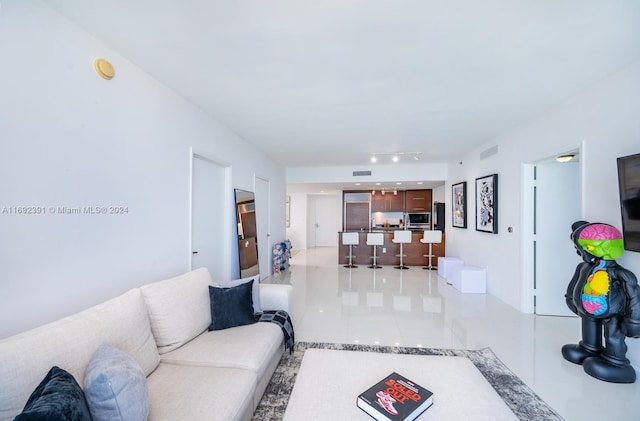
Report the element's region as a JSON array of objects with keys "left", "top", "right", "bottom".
[{"left": 0, "top": 268, "right": 292, "bottom": 421}]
